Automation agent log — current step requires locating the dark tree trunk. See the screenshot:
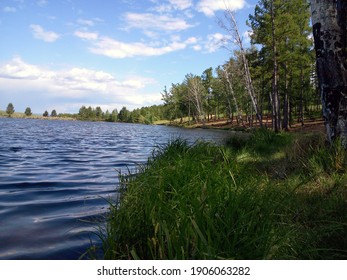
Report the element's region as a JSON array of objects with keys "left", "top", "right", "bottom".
[
  {"left": 310, "top": 0, "right": 347, "bottom": 147},
  {"left": 271, "top": 0, "right": 281, "bottom": 132},
  {"left": 282, "top": 63, "right": 290, "bottom": 131},
  {"left": 299, "top": 65, "right": 305, "bottom": 126}
]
